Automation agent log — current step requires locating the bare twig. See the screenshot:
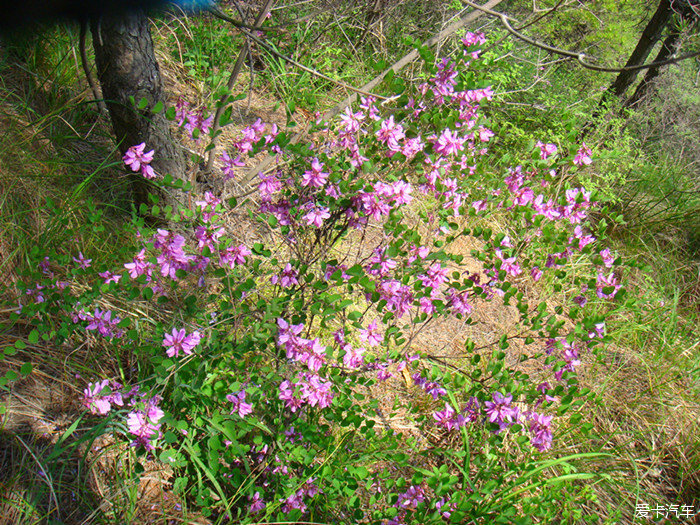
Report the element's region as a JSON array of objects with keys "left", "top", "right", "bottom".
[
  {"left": 208, "top": 6, "right": 392, "bottom": 100},
  {"left": 462, "top": 0, "right": 700, "bottom": 73},
  {"left": 516, "top": 0, "right": 570, "bottom": 31},
  {"left": 79, "top": 21, "right": 107, "bottom": 113},
  {"left": 206, "top": 0, "right": 276, "bottom": 171}
]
